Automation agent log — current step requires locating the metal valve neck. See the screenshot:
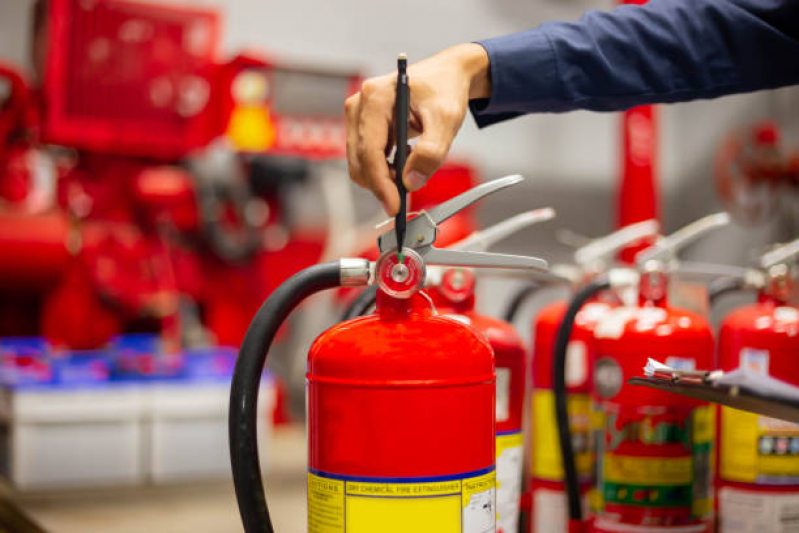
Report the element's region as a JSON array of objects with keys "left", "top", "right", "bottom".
[{"left": 375, "top": 249, "right": 426, "bottom": 299}]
